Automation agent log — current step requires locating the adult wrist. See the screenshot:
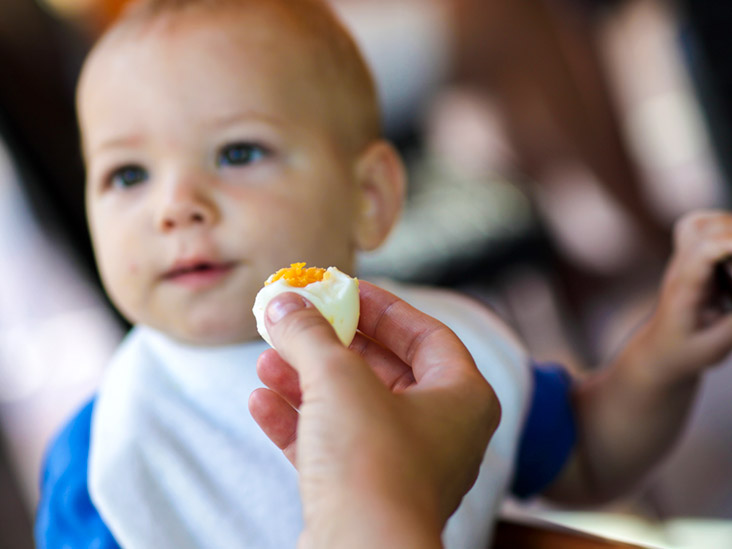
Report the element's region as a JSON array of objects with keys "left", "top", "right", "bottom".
[
  {"left": 306, "top": 475, "right": 444, "bottom": 549},
  {"left": 316, "top": 499, "right": 443, "bottom": 549}
]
